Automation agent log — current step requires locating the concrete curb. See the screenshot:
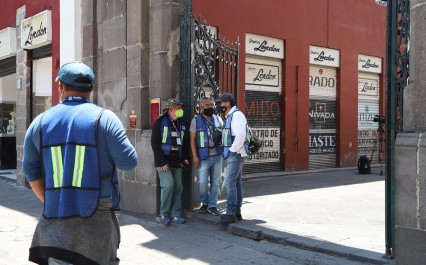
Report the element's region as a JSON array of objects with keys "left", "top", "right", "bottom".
[{"left": 187, "top": 211, "right": 392, "bottom": 265}]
